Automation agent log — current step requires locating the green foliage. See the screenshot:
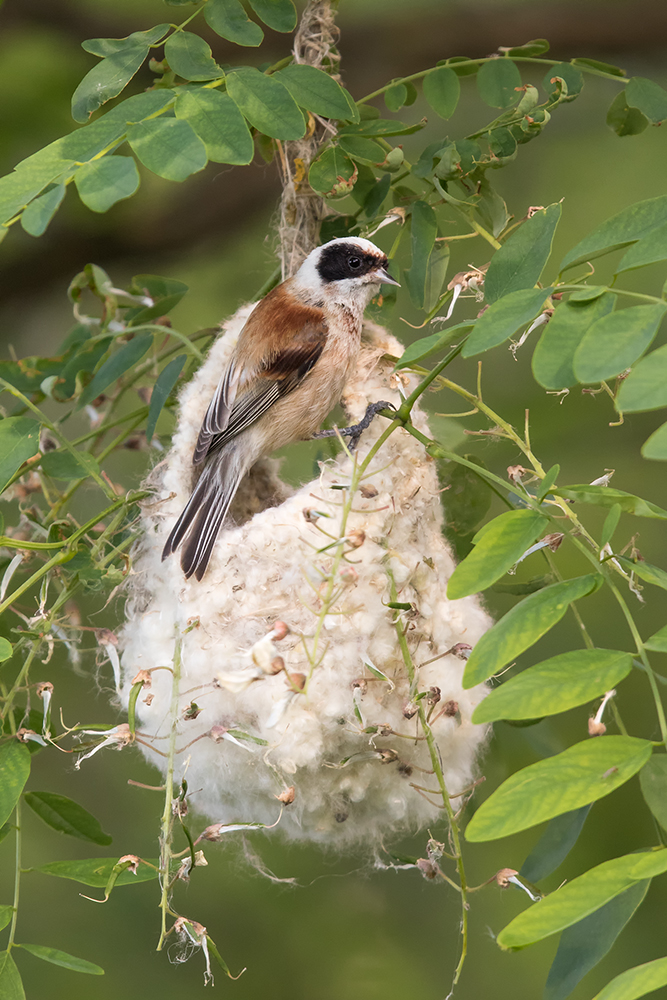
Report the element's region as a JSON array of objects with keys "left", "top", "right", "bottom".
[
  {"left": 544, "top": 881, "right": 650, "bottom": 1000},
  {"left": 35, "top": 857, "right": 158, "bottom": 887},
  {"left": 520, "top": 807, "right": 590, "bottom": 883},
  {"left": 466, "top": 737, "right": 653, "bottom": 842},
  {"left": 472, "top": 650, "right": 633, "bottom": 723},
  {"left": 23, "top": 792, "right": 112, "bottom": 845},
  {"left": 2, "top": 10, "right": 667, "bottom": 999},
  {"left": 18, "top": 944, "right": 104, "bottom": 976},
  {"left": 592, "top": 957, "right": 667, "bottom": 1000},
  {"left": 463, "top": 575, "right": 601, "bottom": 687},
  {"left": 447, "top": 509, "right": 548, "bottom": 599}
]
